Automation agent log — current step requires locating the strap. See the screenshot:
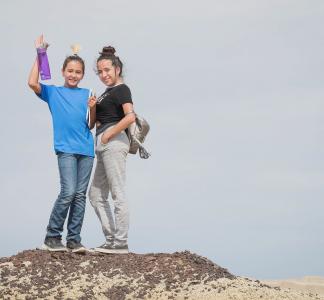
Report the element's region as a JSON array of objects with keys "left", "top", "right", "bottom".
[
  {"left": 133, "top": 136, "right": 151, "bottom": 159},
  {"left": 125, "top": 110, "right": 135, "bottom": 116},
  {"left": 86, "top": 89, "right": 92, "bottom": 128}
]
